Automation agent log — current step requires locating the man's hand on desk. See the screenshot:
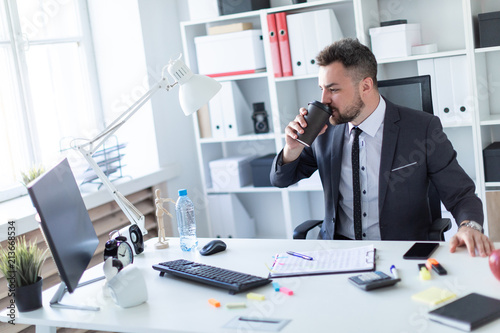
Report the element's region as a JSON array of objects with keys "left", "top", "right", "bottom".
[{"left": 449, "top": 225, "right": 495, "bottom": 257}]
